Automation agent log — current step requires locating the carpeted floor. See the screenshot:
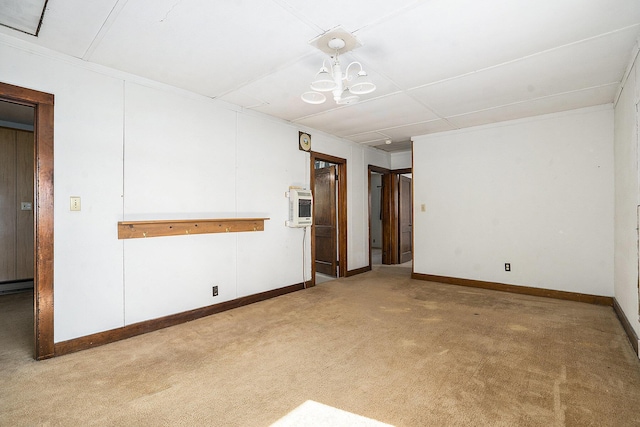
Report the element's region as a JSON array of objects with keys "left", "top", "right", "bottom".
[{"left": 1, "top": 266, "right": 639, "bottom": 426}]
